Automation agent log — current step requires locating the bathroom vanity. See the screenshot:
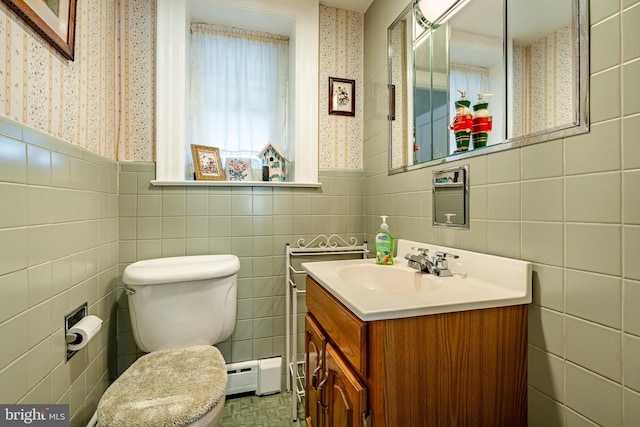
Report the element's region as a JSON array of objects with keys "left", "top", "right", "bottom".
[{"left": 303, "top": 240, "right": 531, "bottom": 427}]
